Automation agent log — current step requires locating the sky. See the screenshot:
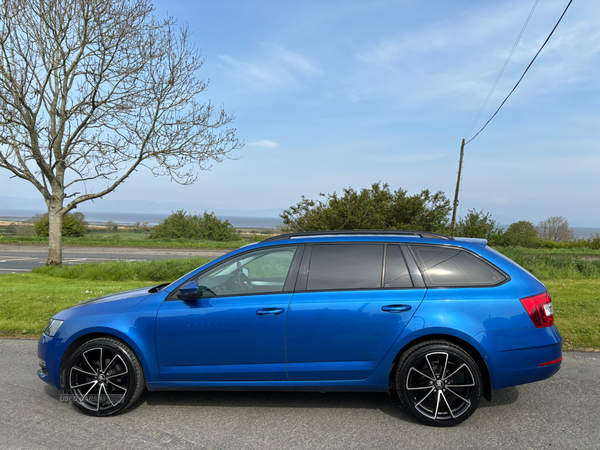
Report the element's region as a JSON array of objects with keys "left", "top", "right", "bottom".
[{"left": 1, "top": 0, "right": 599, "bottom": 226}]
